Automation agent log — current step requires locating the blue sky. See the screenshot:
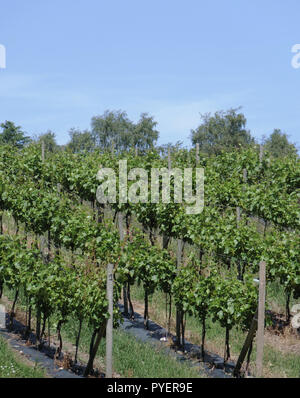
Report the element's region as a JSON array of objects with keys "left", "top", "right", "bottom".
[{"left": 0, "top": 0, "right": 300, "bottom": 148}]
